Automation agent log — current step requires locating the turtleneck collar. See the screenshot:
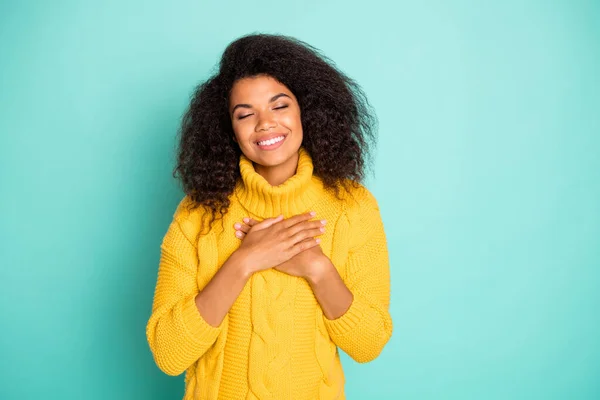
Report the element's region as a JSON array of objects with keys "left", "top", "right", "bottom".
[{"left": 234, "top": 146, "right": 324, "bottom": 218}]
